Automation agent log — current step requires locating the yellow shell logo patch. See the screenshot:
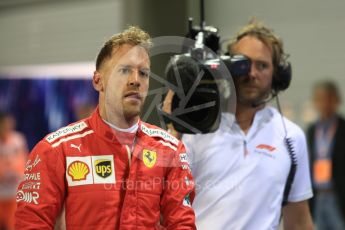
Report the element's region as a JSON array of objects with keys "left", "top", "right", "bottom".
[
  {"left": 143, "top": 149, "right": 157, "bottom": 168},
  {"left": 68, "top": 161, "right": 90, "bottom": 181}
]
